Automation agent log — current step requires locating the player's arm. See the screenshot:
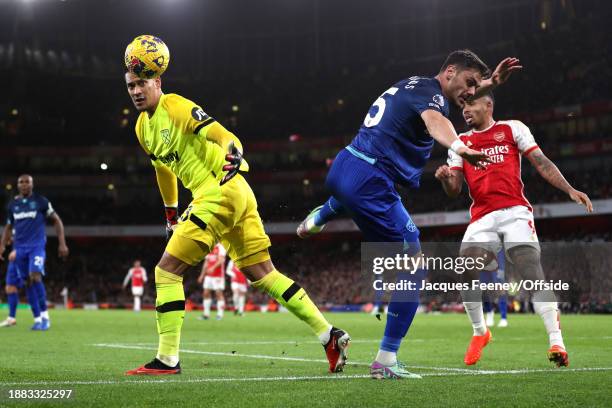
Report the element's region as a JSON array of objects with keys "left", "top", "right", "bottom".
[
  {"left": 472, "top": 57, "right": 523, "bottom": 100},
  {"left": 155, "top": 165, "right": 180, "bottom": 239},
  {"left": 48, "top": 211, "right": 69, "bottom": 259},
  {"left": 200, "top": 122, "right": 250, "bottom": 185},
  {"left": 526, "top": 149, "right": 593, "bottom": 212},
  {"left": 197, "top": 264, "right": 206, "bottom": 284},
  {"left": 421, "top": 110, "right": 490, "bottom": 168},
  {"left": 123, "top": 269, "right": 132, "bottom": 289},
  {"left": 142, "top": 268, "right": 148, "bottom": 283},
  {"left": 435, "top": 165, "right": 464, "bottom": 198},
  {"left": 0, "top": 224, "right": 12, "bottom": 261}
]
